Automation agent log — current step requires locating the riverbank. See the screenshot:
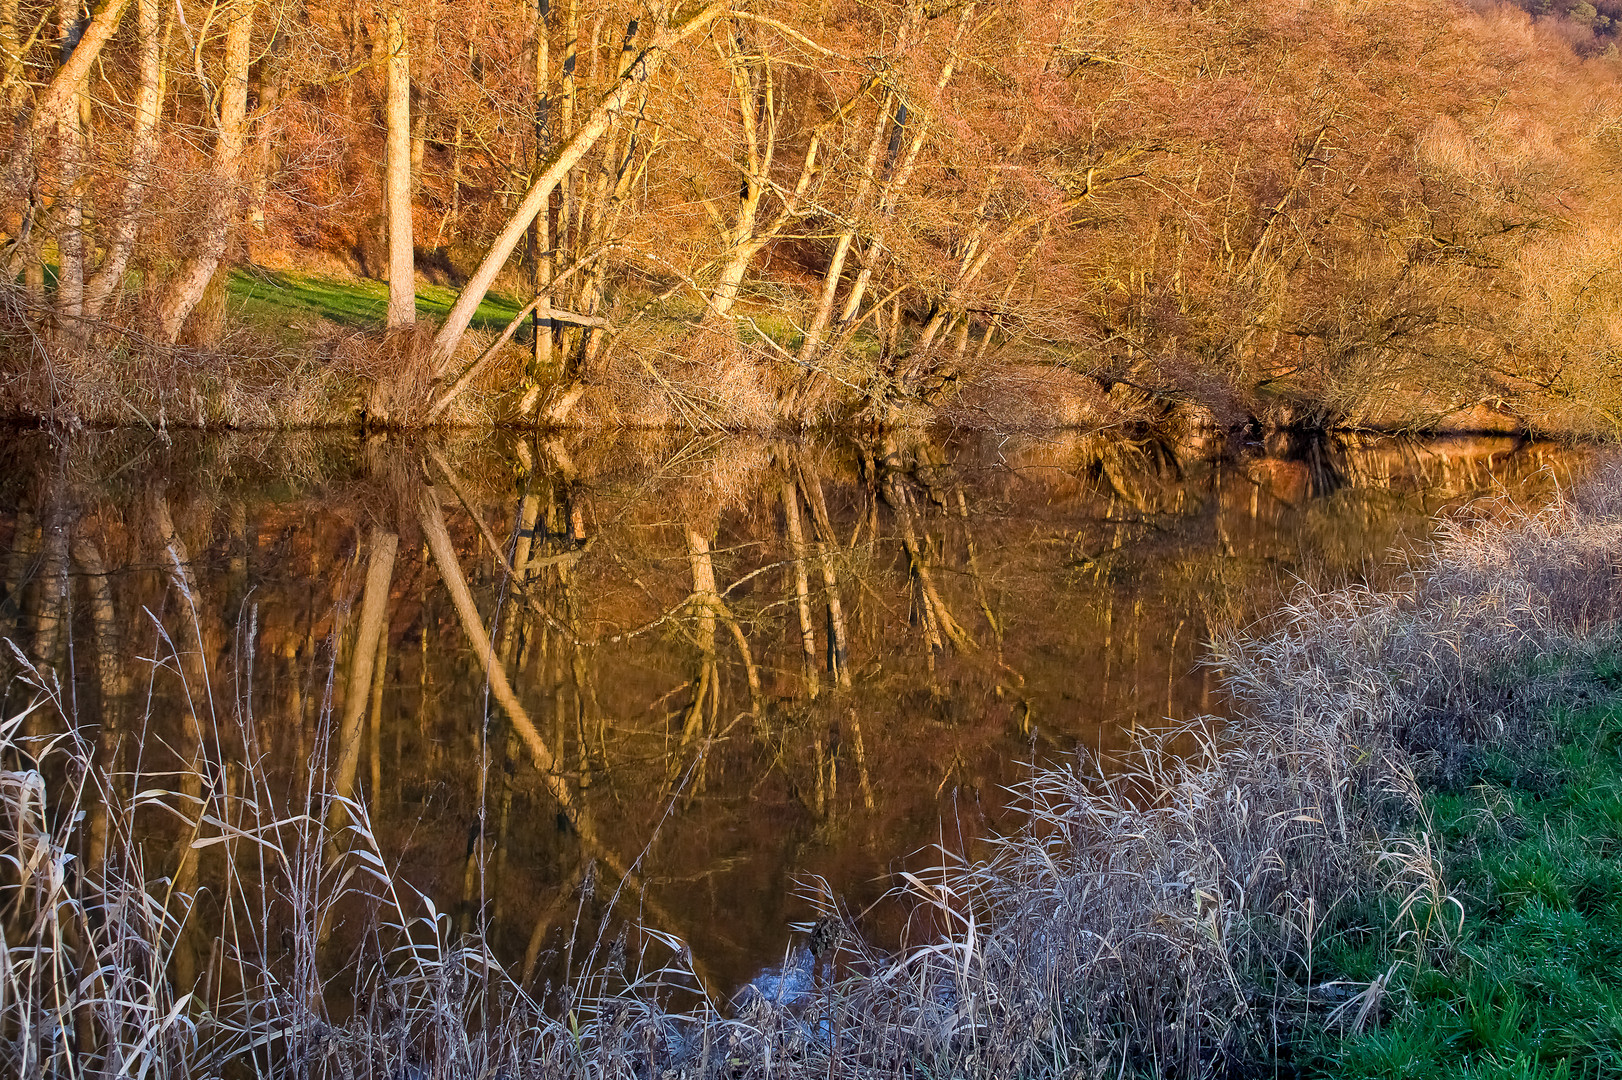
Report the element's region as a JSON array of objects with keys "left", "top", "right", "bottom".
[
  {"left": 0, "top": 441, "right": 1615, "bottom": 1078},
  {"left": 1211, "top": 464, "right": 1622, "bottom": 1078},
  {"left": 0, "top": 269, "right": 1585, "bottom": 437}
]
